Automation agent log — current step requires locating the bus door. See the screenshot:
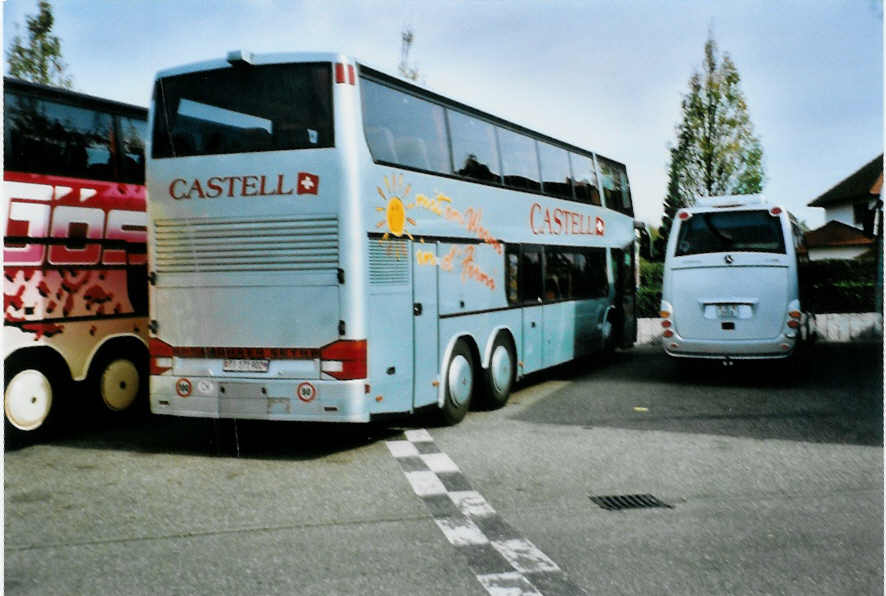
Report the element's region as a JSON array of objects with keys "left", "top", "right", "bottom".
[
  {"left": 613, "top": 245, "right": 637, "bottom": 348},
  {"left": 412, "top": 241, "right": 439, "bottom": 409}
]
